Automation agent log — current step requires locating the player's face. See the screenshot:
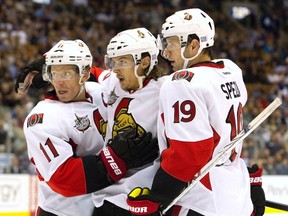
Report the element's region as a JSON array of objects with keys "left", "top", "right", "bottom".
[
  {"left": 112, "top": 55, "right": 140, "bottom": 90},
  {"left": 162, "top": 36, "right": 184, "bottom": 71},
  {"left": 50, "top": 65, "right": 81, "bottom": 102}
]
